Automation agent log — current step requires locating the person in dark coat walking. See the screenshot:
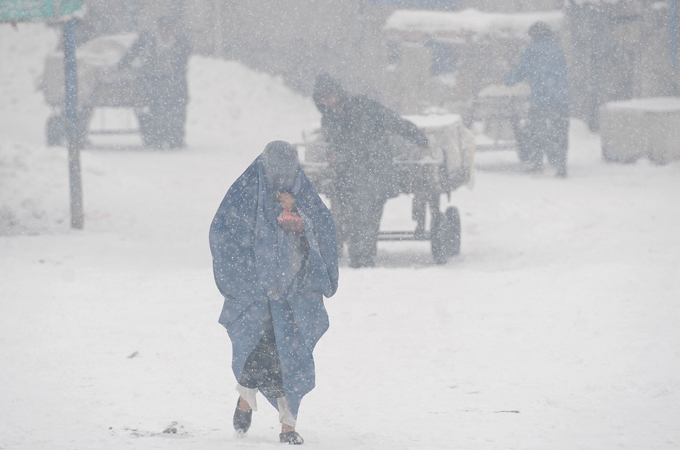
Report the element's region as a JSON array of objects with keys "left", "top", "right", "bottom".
[
  {"left": 118, "top": 16, "right": 191, "bottom": 149},
  {"left": 209, "top": 141, "right": 339, "bottom": 445},
  {"left": 505, "top": 21, "right": 570, "bottom": 177},
  {"left": 312, "top": 74, "right": 428, "bottom": 267}
]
